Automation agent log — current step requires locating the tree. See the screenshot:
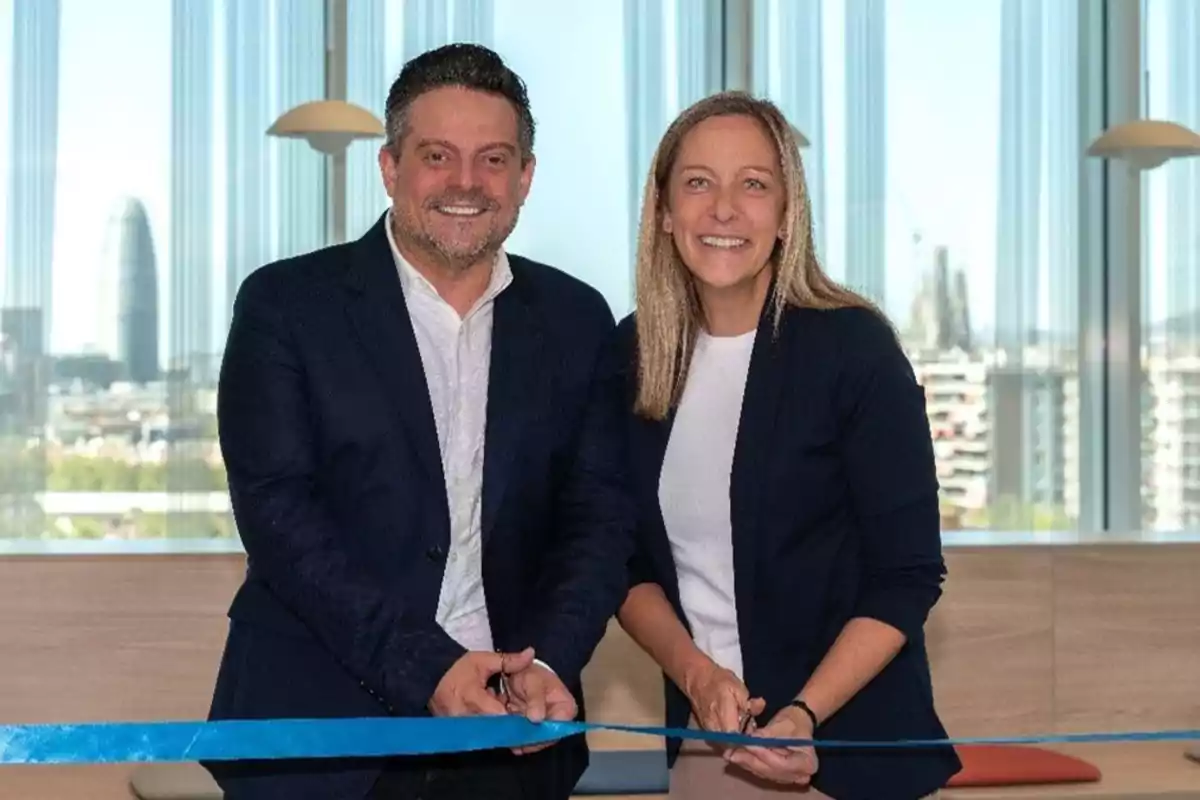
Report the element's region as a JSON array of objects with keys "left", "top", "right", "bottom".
[
  {"left": 46, "top": 455, "right": 227, "bottom": 493},
  {"left": 966, "top": 494, "right": 1073, "bottom": 531}
]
